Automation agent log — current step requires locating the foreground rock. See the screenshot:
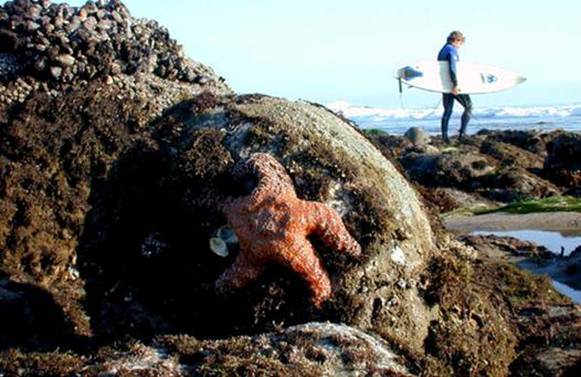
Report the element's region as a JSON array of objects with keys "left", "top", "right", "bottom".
[
  {"left": 0, "top": 323, "right": 413, "bottom": 376},
  {"left": 2, "top": 85, "right": 577, "bottom": 375},
  {"left": 0, "top": 82, "right": 436, "bottom": 356},
  {"left": 450, "top": 233, "right": 581, "bottom": 375},
  {"left": 101, "top": 94, "right": 435, "bottom": 351}
]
